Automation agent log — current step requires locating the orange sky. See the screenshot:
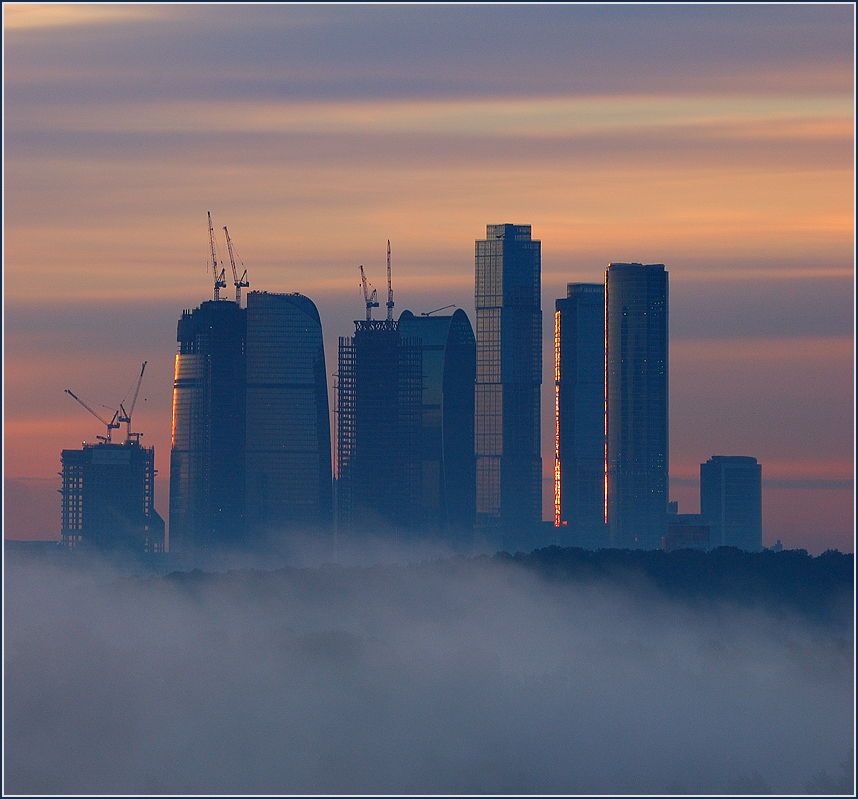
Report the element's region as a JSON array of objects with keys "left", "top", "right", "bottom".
[{"left": 3, "top": 4, "right": 854, "bottom": 552}]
